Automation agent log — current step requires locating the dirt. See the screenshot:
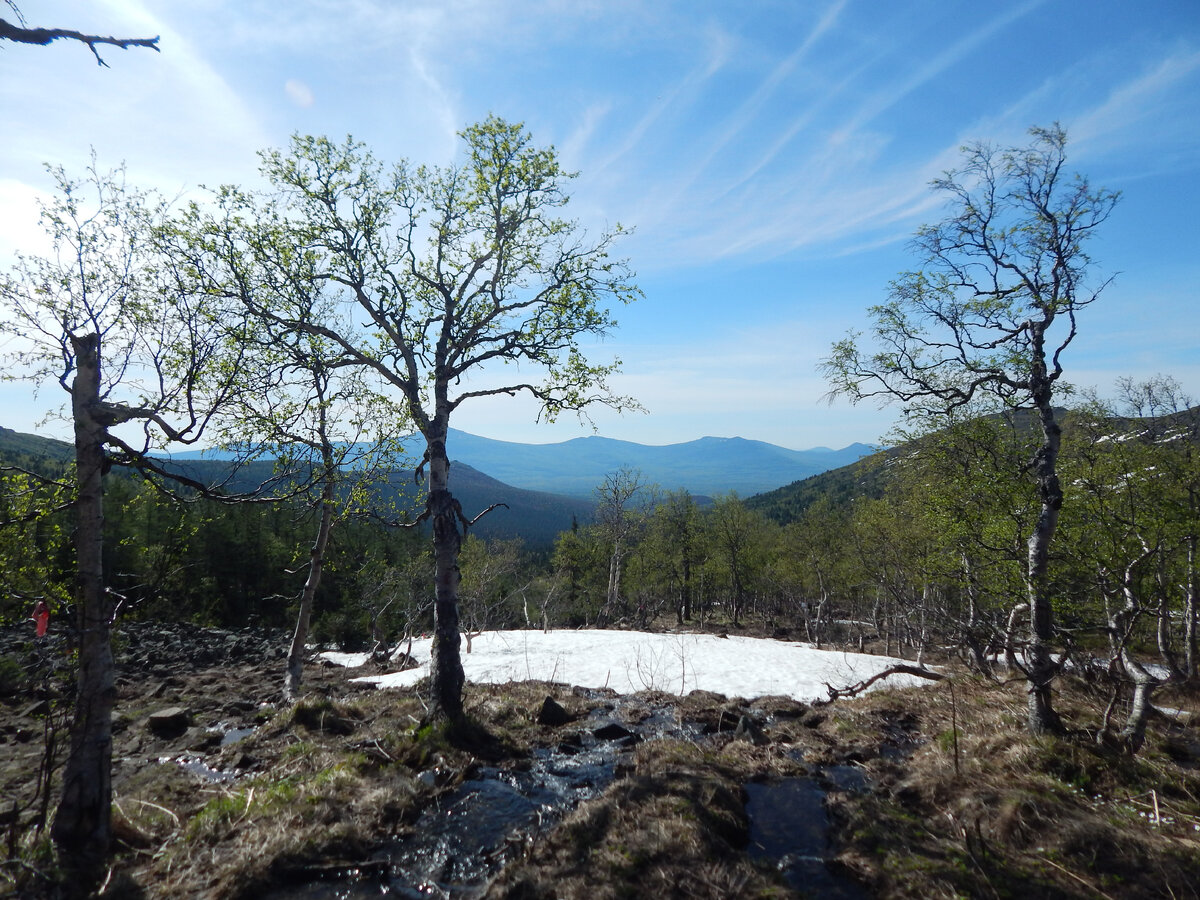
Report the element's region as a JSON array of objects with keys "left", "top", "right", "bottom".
[{"left": 4, "top": 625, "right": 1200, "bottom": 899}]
